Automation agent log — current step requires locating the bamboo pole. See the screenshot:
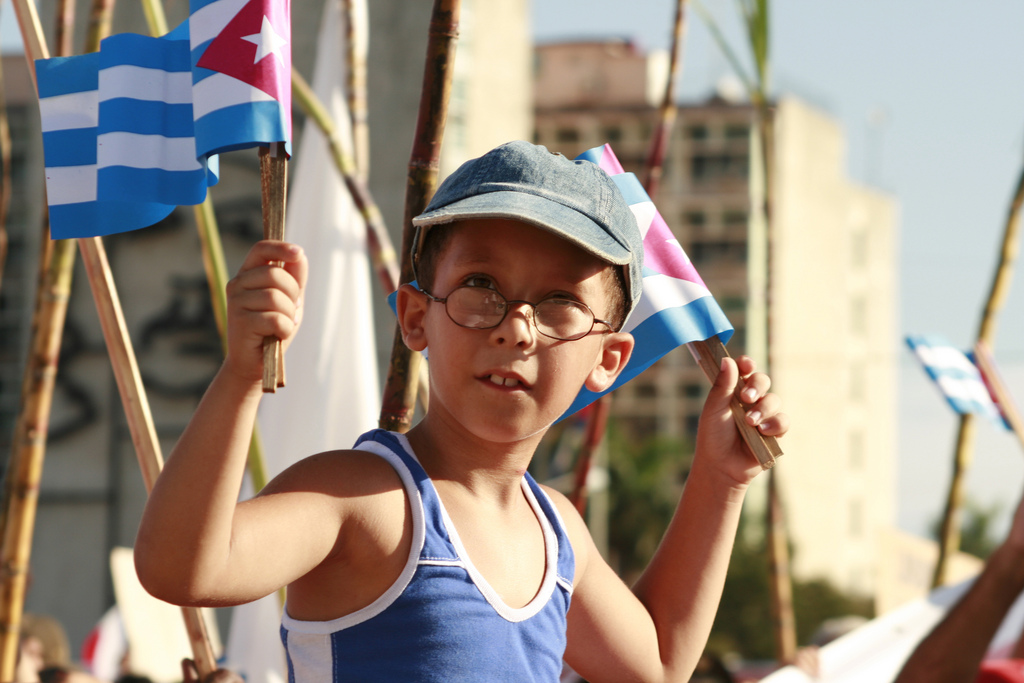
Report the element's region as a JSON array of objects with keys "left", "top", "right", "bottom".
[
  {"left": 0, "top": 6, "right": 73, "bottom": 679},
  {"left": 569, "top": 399, "right": 610, "bottom": 515},
  {"left": 973, "top": 341, "right": 1024, "bottom": 453},
  {"left": 6, "top": 0, "right": 219, "bottom": 676},
  {"left": 933, "top": 159, "right": 1024, "bottom": 587},
  {"left": 641, "top": 0, "right": 687, "bottom": 199},
  {"left": 0, "top": 57, "right": 10, "bottom": 292},
  {"left": 54, "top": 0, "right": 75, "bottom": 57},
  {"left": 343, "top": 0, "right": 370, "bottom": 178},
  {"left": 378, "top": 0, "right": 461, "bottom": 433}
]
